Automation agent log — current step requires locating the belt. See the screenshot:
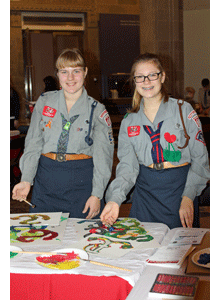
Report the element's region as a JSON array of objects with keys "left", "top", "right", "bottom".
[
  {"left": 42, "top": 153, "right": 92, "bottom": 162},
  {"left": 148, "top": 161, "right": 189, "bottom": 170}
]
